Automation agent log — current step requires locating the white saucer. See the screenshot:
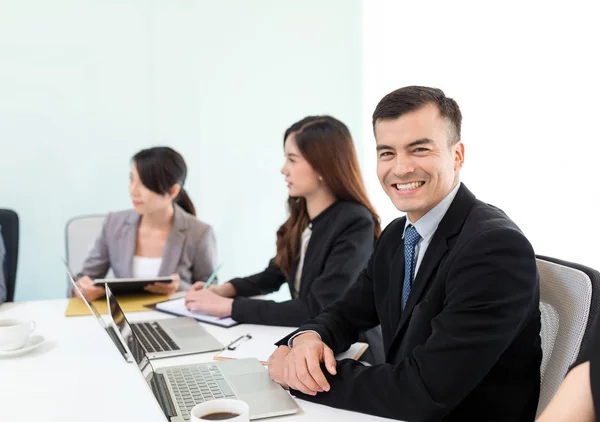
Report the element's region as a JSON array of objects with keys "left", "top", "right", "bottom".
[{"left": 0, "top": 335, "right": 45, "bottom": 357}]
